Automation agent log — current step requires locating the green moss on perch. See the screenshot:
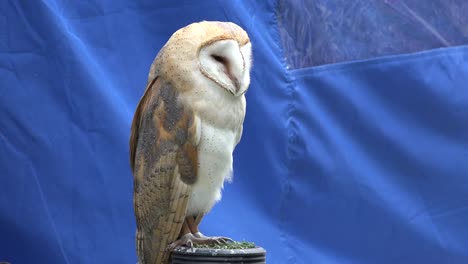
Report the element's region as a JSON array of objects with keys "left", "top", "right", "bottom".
[{"left": 195, "top": 241, "right": 256, "bottom": 249}]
